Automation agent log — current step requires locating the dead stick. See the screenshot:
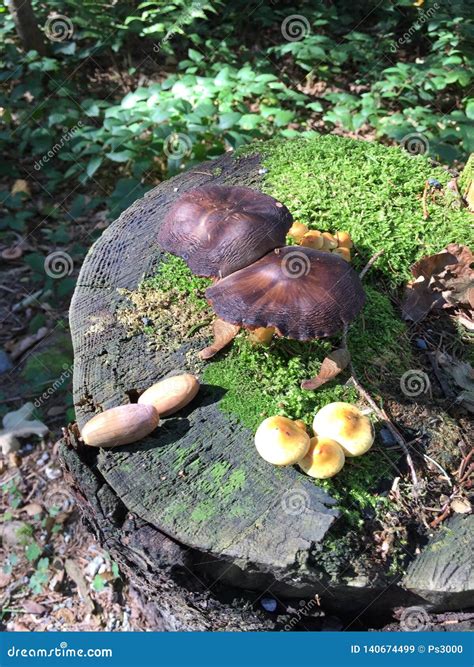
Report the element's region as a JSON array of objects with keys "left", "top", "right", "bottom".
[
  {"left": 359, "top": 250, "right": 385, "bottom": 280},
  {"left": 422, "top": 182, "right": 430, "bottom": 220},
  {"left": 342, "top": 324, "right": 419, "bottom": 494}
]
